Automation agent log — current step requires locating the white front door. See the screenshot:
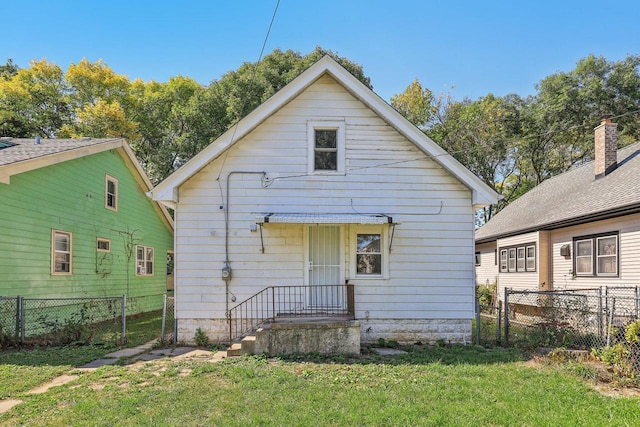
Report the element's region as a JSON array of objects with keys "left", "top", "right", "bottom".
[{"left": 307, "top": 225, "right": 342, "bottom": 308}]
